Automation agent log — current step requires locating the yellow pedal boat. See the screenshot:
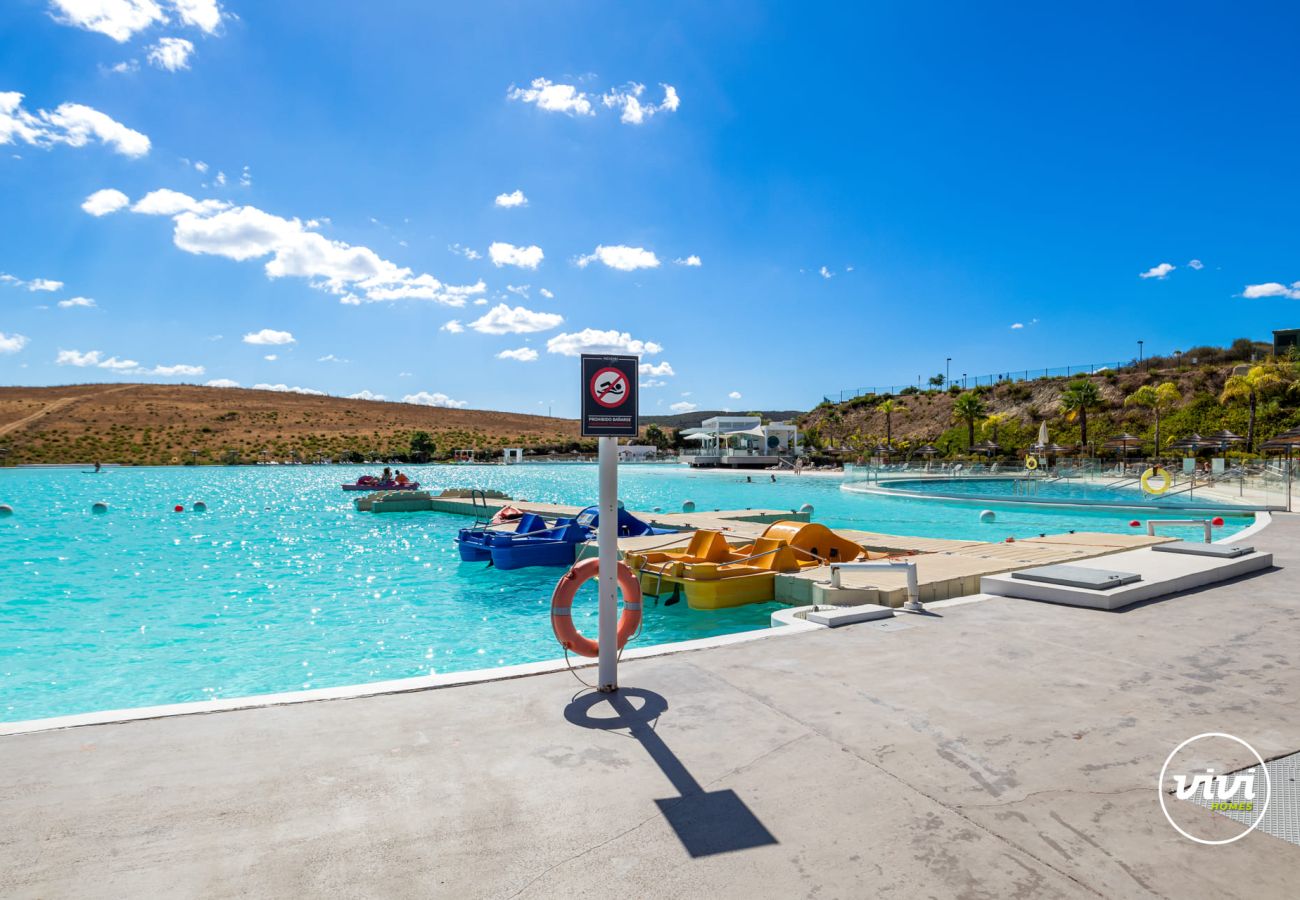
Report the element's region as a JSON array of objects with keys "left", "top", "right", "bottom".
[{"left": 625, "top": 520, "right": 869, "bottom": 610}]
